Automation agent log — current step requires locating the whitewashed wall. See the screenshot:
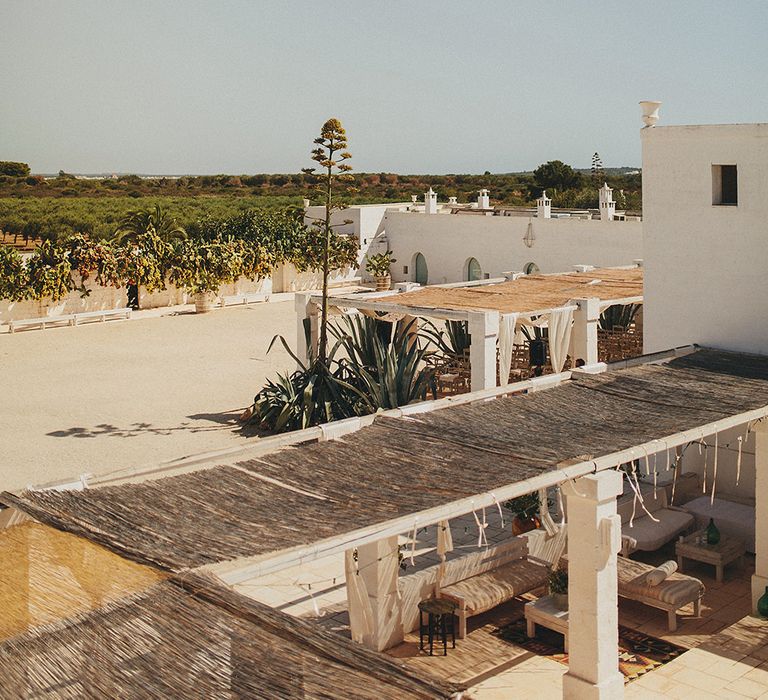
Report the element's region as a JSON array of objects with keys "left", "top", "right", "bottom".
[
  {"left": 382, "top": 211, "right": 642, "bottom": 284},
  {"left": 642, "top": 123, "right": 768, "bottom": 355},
  {"left": 0, "top": 275, "right": 271, "bottom": 324}
]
